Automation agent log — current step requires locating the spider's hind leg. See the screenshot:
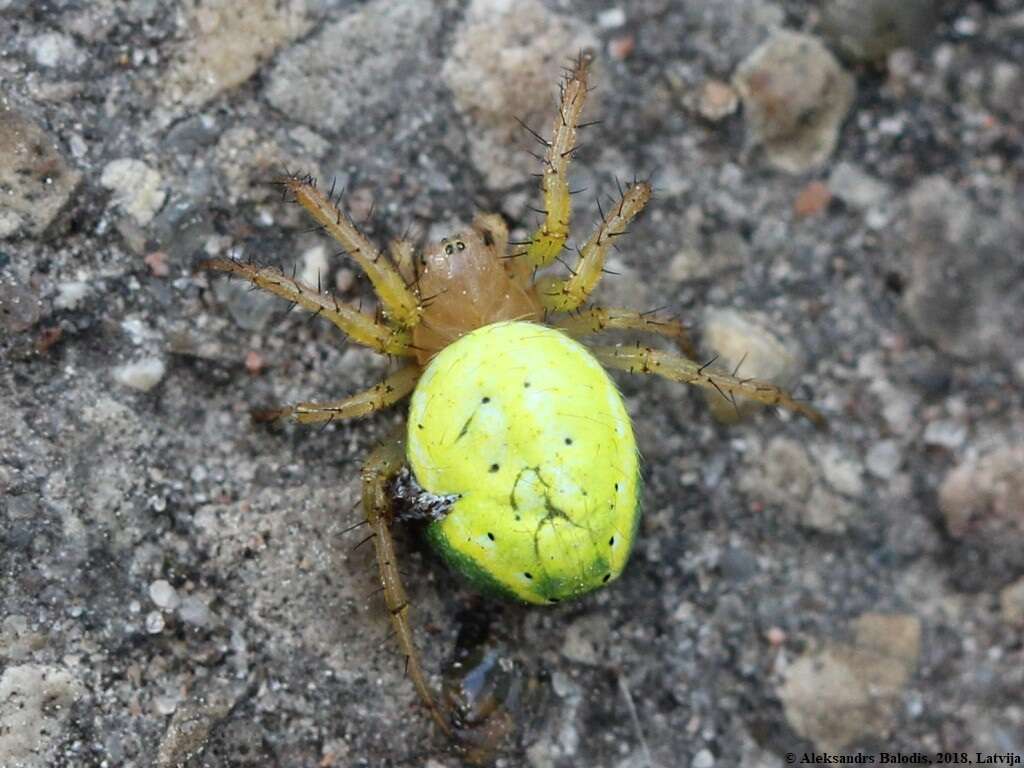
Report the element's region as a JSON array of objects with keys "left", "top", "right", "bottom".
[
  {"left": 553, "top": 306, "right": 698, "bottom": 359},
  {"left": 591, "top": 343, "right": 826, "bottom": 428},
  {"left": 362, "top": 428, "right": 453, "bottom": 737}
]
